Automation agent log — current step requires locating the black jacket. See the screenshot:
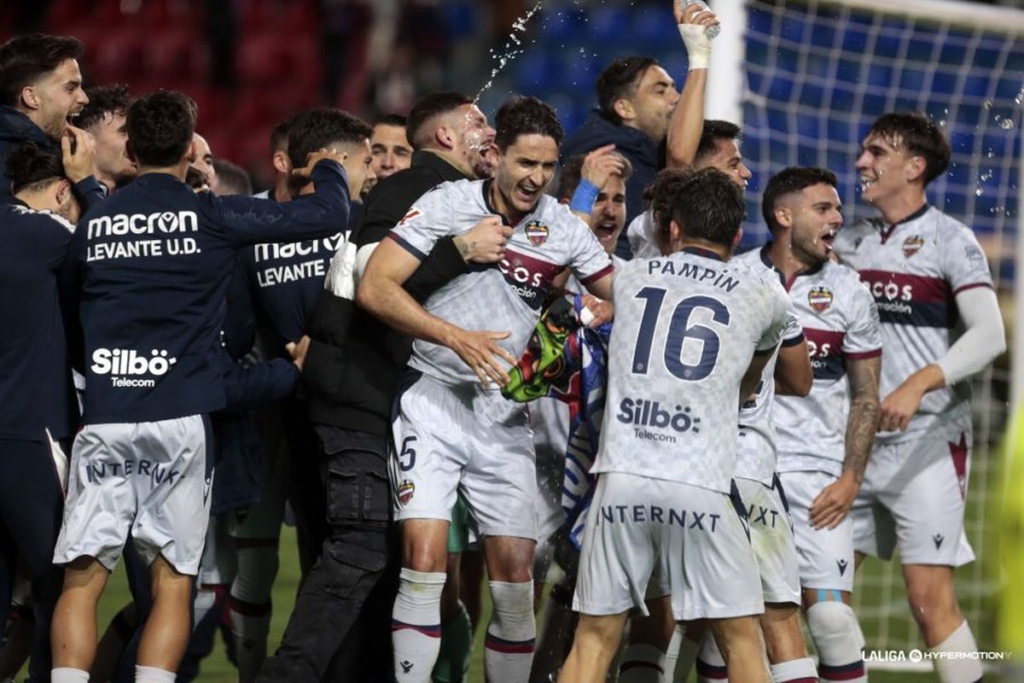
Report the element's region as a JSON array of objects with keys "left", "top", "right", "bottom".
[
  {"left": 304, "top": 150, "right": 472, "bottom": 437},
  {"left": 0, "top": 106, "right": 106, "bottom": 206},
  {"left": 561, "top": 109, "right": 664, "bottom": 259}
]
